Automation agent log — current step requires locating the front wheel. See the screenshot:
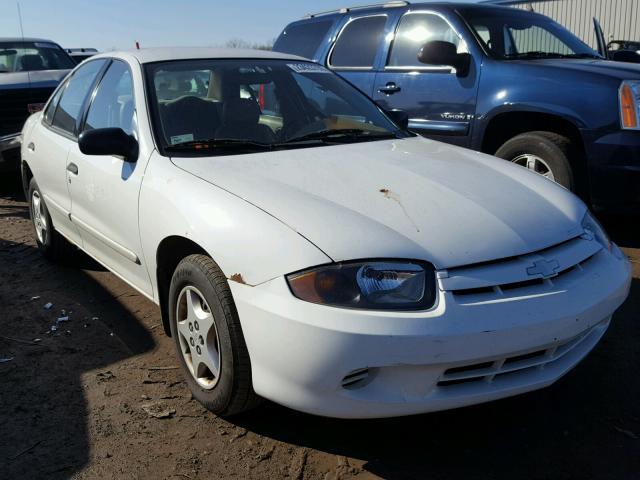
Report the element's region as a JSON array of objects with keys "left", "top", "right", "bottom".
[
  {"left": 495, "top": 131, "right": 574, "bottom": 191},
  {"left": 168, "top": 254, "right": 261, "bottom": 416}
]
